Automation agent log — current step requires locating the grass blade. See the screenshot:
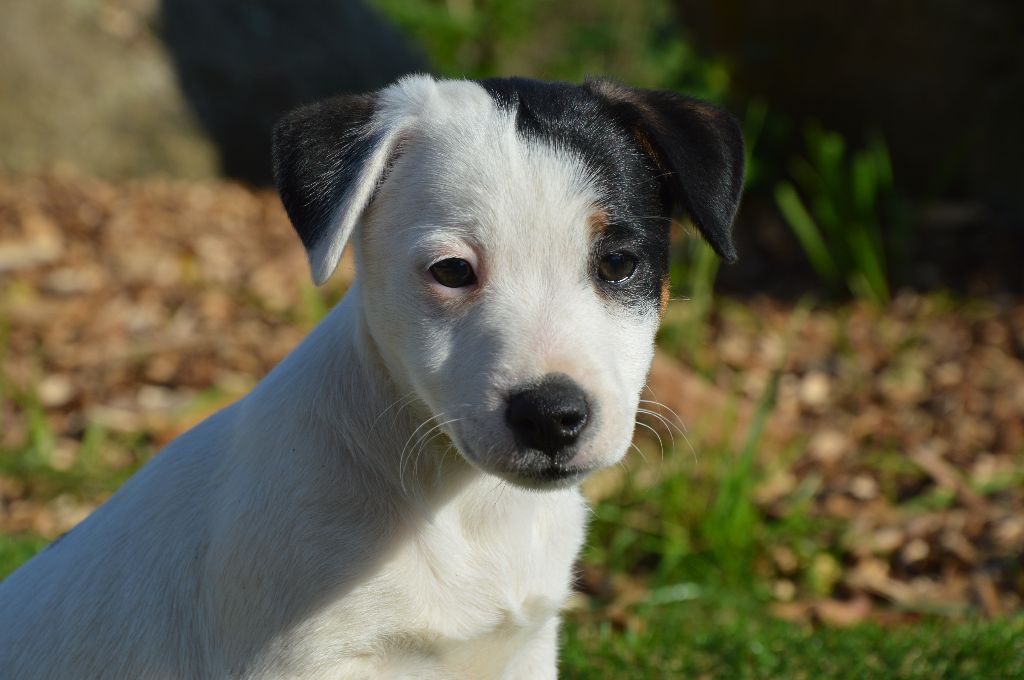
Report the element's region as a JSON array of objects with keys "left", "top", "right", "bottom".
[{"left": 775, "top": 182, "right": 841, "bottom": 288}]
